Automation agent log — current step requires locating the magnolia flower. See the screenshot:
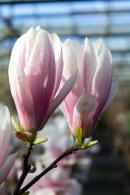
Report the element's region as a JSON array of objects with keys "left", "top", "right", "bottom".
[
  {"left": 0, "top": 104, "right": 16, "bottom": 184},
  {"left": 9, "top": 27, "right": 76, "bottom": 131},
  {"left": 61, "top": 39, "right": 118, "bottom": 138}
]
